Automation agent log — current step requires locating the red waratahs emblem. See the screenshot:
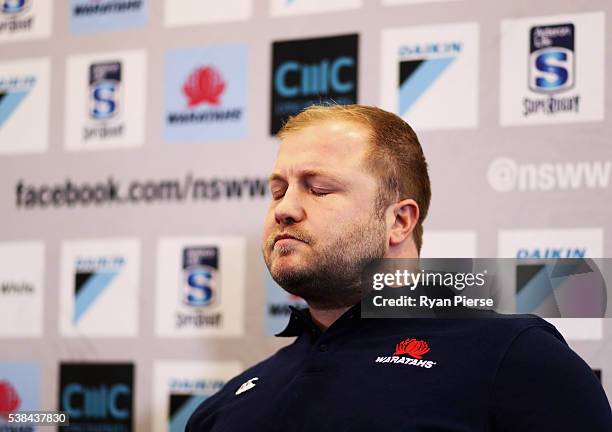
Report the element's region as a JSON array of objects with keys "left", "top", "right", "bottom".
[
  {"left": 183, "top": 66, "right": 225, "bottom": 107},
  {"left": 0, "top": 380, "right": 21, "bottom": 418},
  {"left": 393, "top": 338, "right": 430, "bottom": 359}
]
